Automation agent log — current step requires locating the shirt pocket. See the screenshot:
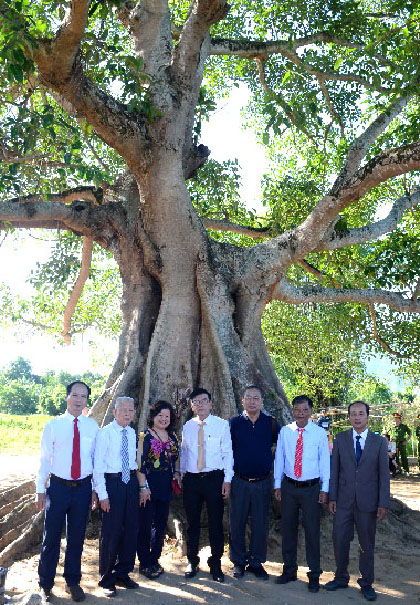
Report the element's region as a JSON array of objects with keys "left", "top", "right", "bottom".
[
  {"left": 206, "top": 436, "right": 221, "bottom": 465},
  {"left": 81, "top": 436, "right": 95, "bottom": 457}
]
